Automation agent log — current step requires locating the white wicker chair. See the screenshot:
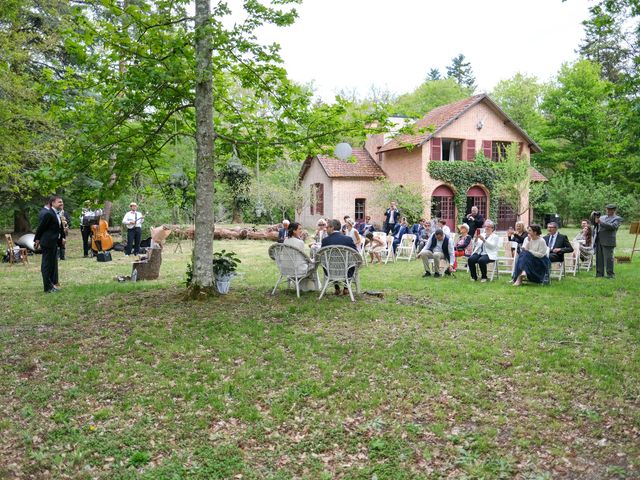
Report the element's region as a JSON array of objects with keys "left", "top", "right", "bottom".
[
  {"left": 268, "top": 244, "right": 319, "bottom": 298},
  {"left": 395, "top": 233, "right": 417, "bottom": 261},
  {"left": 315, "top": 246, "right": 363, "bottom": 302}
]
